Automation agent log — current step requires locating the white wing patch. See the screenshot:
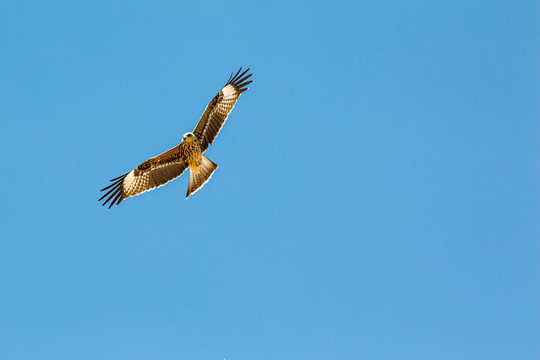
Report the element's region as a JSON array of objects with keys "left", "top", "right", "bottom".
[
  {"left": 221, "top": 84, "right": 238, "bottom": 97},
  {"left": 123, "top": 171, "right": 136, "bottom": 193}
]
